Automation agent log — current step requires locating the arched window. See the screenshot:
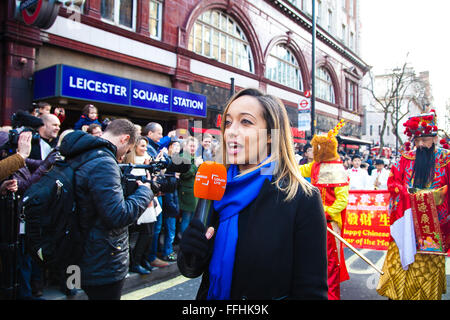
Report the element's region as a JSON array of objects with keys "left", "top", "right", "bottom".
[
  {"left": 266, "top": 45, "right": 303, "bottom": 91},
  {"left": 188, "top": 10, "right": 254, "bottom": 73},
  {"left": 316, "top": 67, "right": 335, "bottom": 103}
]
